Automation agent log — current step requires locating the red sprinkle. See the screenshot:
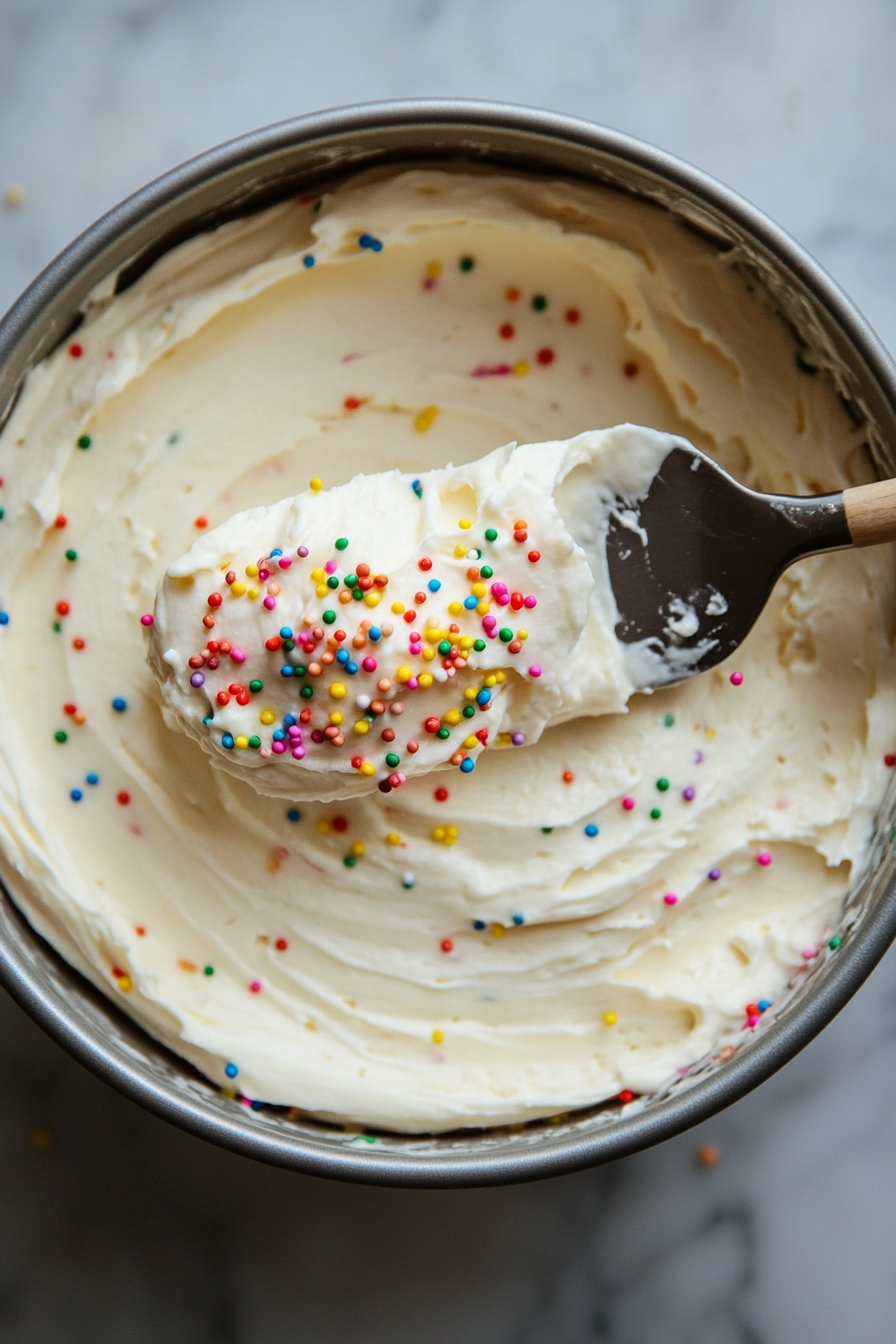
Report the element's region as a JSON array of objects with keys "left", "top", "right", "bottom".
[
  {"left": 403, "top": 610, "right": 416, "bottom": 623},
  {"left": 434, "top": 787, "right": 449, "bottom": 802},
  {"left": 536, "top": 347, "right": 555, "bottom": 366},
  {"left": 275, "top": 938, "right": 288, "bottom": 952},
  {"left": 135, "top": 925, "right": 146, "bottom": 936},
  {"left": 562, "top": 771, "right": 574, "bottom": 784},
  {"left": 56, "top": 601, "right": 70, "bottom": 616},
  {"left": 406, "top": 740, "right": 419, "bottom": 753},
  {"left": 499, "top": 323, "right": 514, "bottom": 339},
  {"left": 54, "top": 515, "right": 67, "bottom": 529},
  {"left": 885, "top": 755, "right": 896, "bottom": 767},
  {"left": 344, "top": 396, "right": 363, "bottom": 411},
  {"left": 331, "top": 815, "right": 348, "bottom": 833},
  {"left": 68, "top": 343, "right": 83, "bottom": 358},
  {"left": 440, "top": 939, "right": 454, "bottom": 953},
  {"left": 528, "top": 550, "right": 541, "bottom": 563},
  {"left": 72, "top": 638, "right": 85, "bottom": 650},
  {"left": 63, "top": 702, "right": 77, "bottom": 715},
  {"left": 194, "top": 516, "right": 208, "bottom": 529},
  {"left": 418, "top": 557, "right": 433, "bottom": 571},
  {"left": 618, "top": 1090, "right": 634, "bottom": 1104},
  {"left": 116, "top": 791, "right": 130, "bottom": 805},
  {"left": 565, "top": 308, "right": 580, "bottom": 324}
]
